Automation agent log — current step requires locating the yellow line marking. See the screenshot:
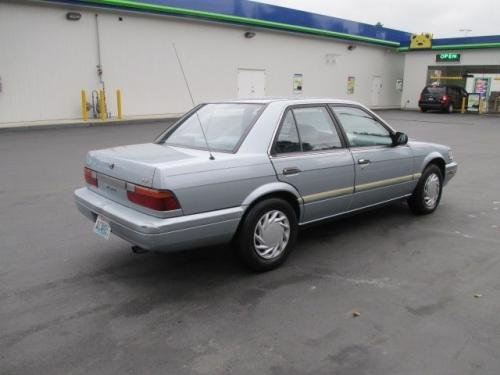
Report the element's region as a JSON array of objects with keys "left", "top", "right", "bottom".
[{"left": 430, "top": 76, "right": 464, "bottom": 80}]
